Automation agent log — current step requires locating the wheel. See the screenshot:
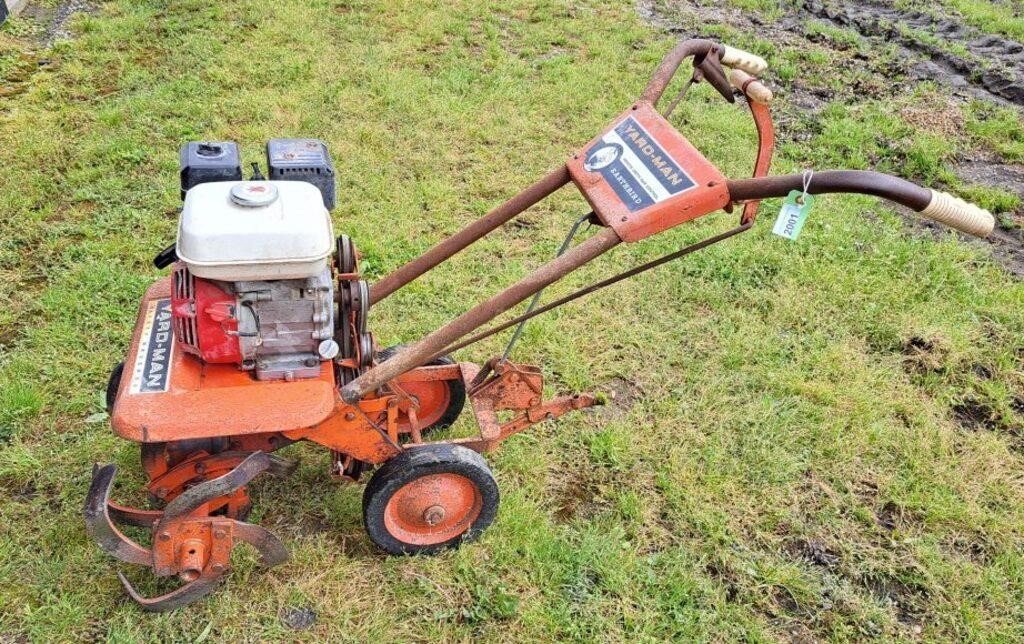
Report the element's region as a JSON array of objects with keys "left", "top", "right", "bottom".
[
  {"left": 363, "top": 444, "right": 499, "bottom": 555},
  {"left": 105, "top": 362, "right": 125, "bottom": 413},
  {"left": 377, "top": 344, "right": 466, "bottom": 436}
]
